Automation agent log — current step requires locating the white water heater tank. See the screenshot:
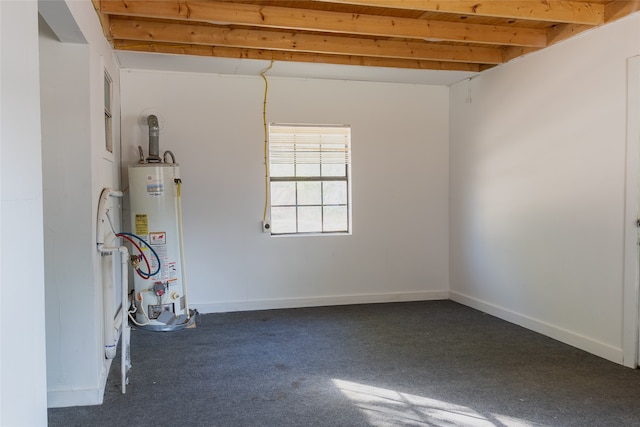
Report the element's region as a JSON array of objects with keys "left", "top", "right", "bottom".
[{"left": 128, "top": 163, "right": 186, "bottom": 325}]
